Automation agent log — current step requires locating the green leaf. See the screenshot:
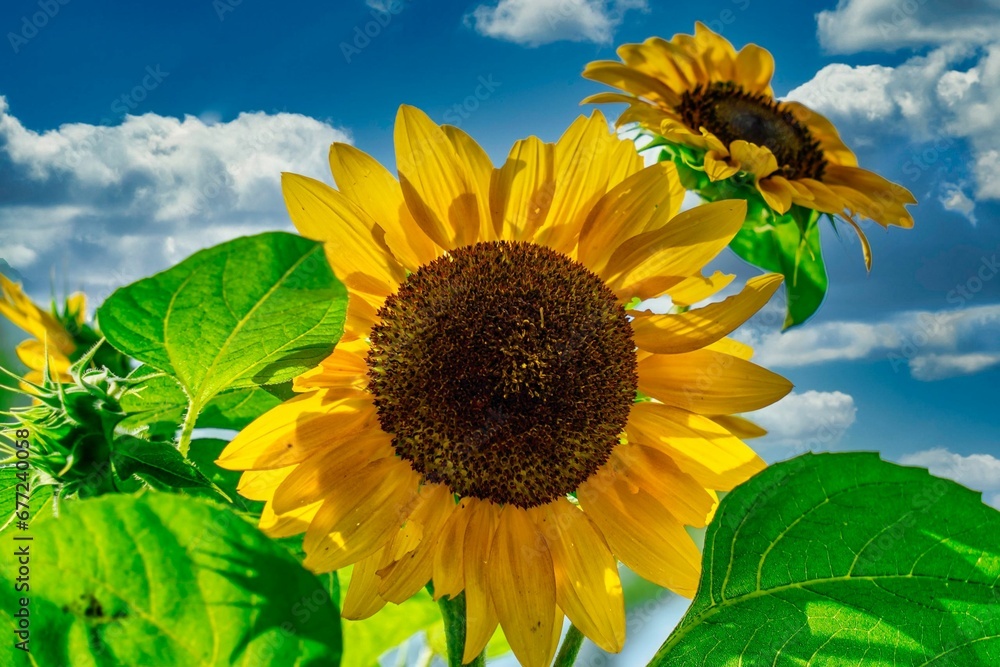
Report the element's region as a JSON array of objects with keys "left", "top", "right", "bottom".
[
  {"left": 729, "top": 208, "right": 828, "bottom": 329},
  {"left": 98, "top": 232, "right": 347, "bottom": 413},
  {"left": 111, "top": 435, "right": 221, "bottom": 495},
  {"left": 0, "top": 492, "right": 342, "bottom": 666},
  {"left": 120, "top": 366, "right": 294, "bottom": 439},
  {"left": 0, "top": 465, "right": 54, "bottom": 532},
  {"left": 198, "top": 383, "right": 295, "bottom": 430},
  {"left": 337, "top": 568, "right": 441, "bottom": 667},
  {"left": 651, "top": 452, "right": 1000, "bottom": 666},
  {"left": 187, "top": 438, "right": 264, "bottom": 513}
]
